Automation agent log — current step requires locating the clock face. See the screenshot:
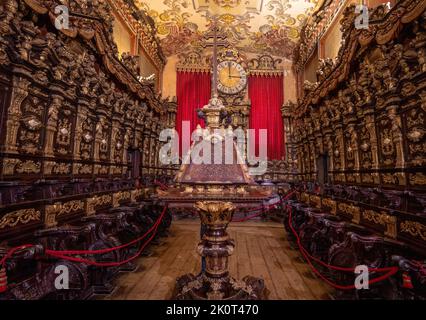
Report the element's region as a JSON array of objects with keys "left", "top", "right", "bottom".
[{"left": 217, "top": 61, "right": 247, "bottom": 95}]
